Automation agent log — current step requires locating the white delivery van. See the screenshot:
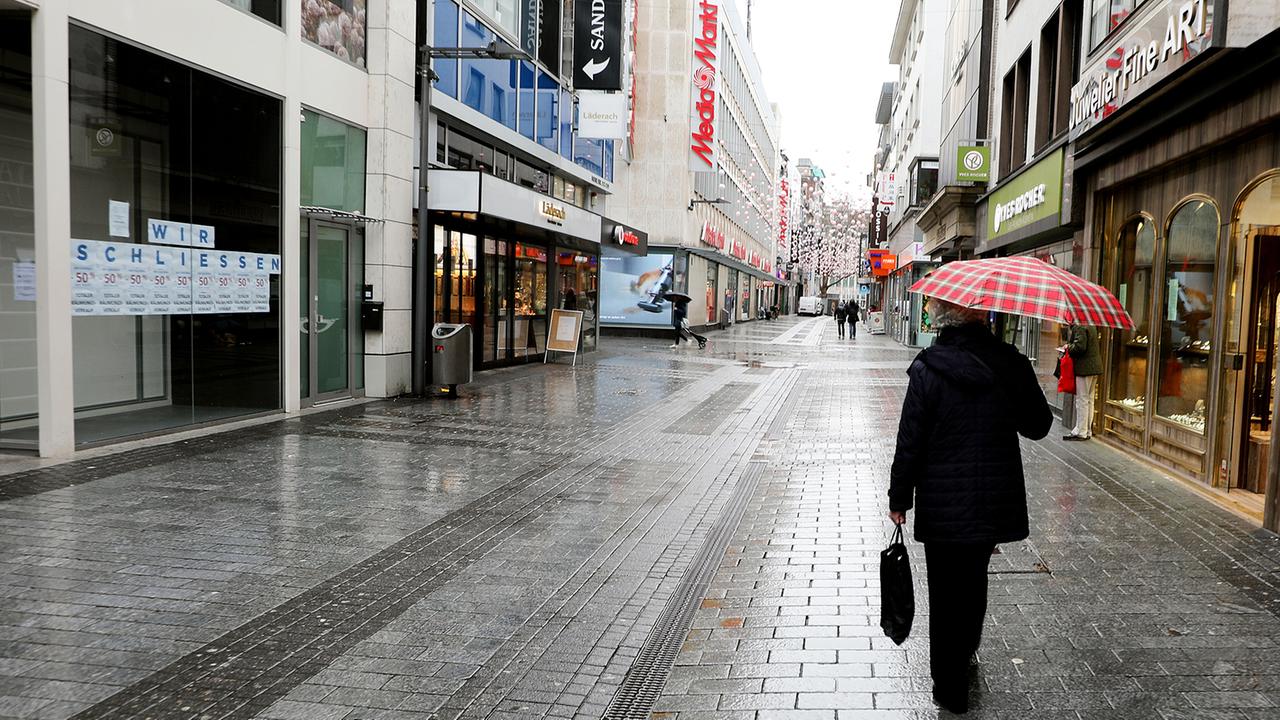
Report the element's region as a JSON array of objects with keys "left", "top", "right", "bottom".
[{"left": 798, "top": 296, "right": 823, "bottom": 316}]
